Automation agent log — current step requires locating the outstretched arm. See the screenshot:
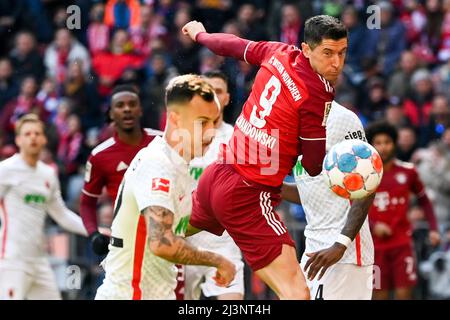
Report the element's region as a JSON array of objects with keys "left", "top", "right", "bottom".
[
  {"left": 143, "top": 205, "right": 236, "bottom": 287},
  {"left": 47, "top": 189, "right": 88, "bottom": 237},
  {"left": 304, "top": 193, "right": 375, "bottom": 280},
  {"left": 182, "top": 20, "right": 286, "bottom": 66}
]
